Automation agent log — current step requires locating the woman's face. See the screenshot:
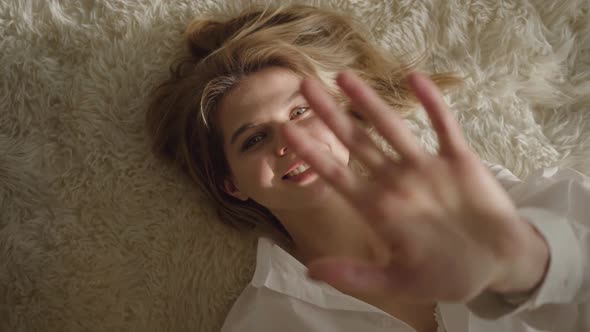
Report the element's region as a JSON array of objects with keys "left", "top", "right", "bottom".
[{"left": 218, "top": 66, "right": 350, "bottom": 212}]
